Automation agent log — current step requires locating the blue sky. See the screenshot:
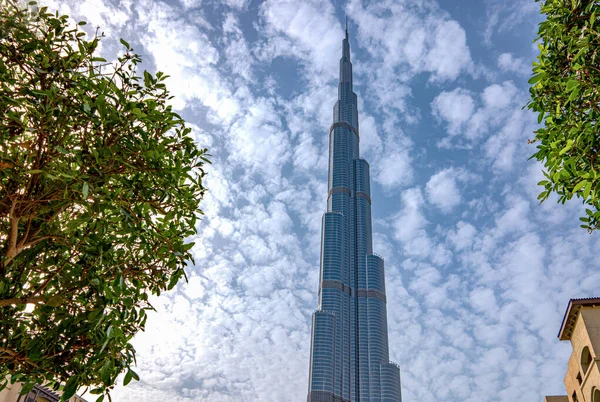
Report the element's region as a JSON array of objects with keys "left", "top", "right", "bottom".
[{"left": 45, "top": 0, "right": 599, "bottom": 400}]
